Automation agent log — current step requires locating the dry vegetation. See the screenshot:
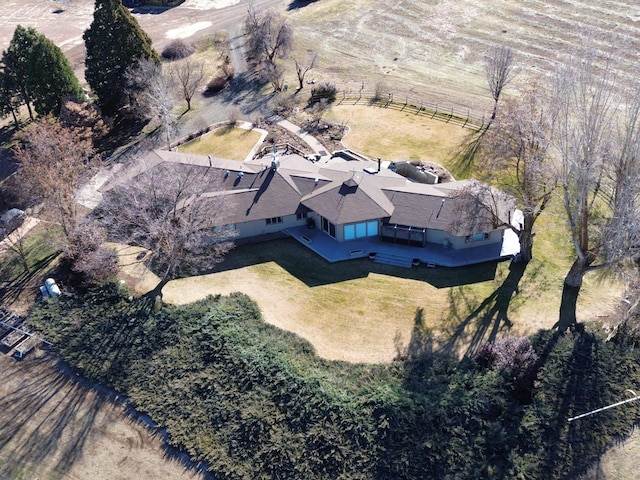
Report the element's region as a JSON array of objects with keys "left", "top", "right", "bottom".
[
  {"left": 0, "top": 352, "right": 206, "bottom": 480},
  {"left": 176, "top": 126, "right": 262, "bottom": 160},
  {"left": 288, "top": 0, "right": 640, "bottom": 116},
  {"left": 325, "top": 105, "right": 471, "bottom": 164}
]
